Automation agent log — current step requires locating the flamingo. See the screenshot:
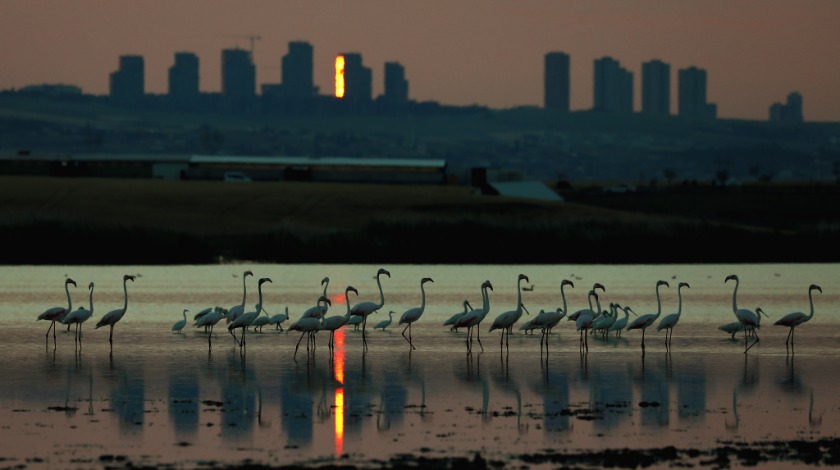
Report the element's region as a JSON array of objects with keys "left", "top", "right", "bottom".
[
  {"left": 725, "top": 274, "right": 763, "bottom": 353},
  {"left": 488, "top": 274, "right": 529, "bottom": 351},
  {"left": 442, "top": 300, "right": 472, "bottom": 333},
  {"left": 349, "top": 267, "right": 391, "bottom": 350},
  {"left": 453, "top": 280, "right": 494, "bottom": 353},
  {"left": 321, "top": 286, "right": 359, "bottom": 350},
  {"left": 63, "top": 281, "right": 94, "bottom": 343},
  {"left": 608, "top": 304, "right": 636, "bottom": 337},
  {"left": 575, "top": 289, "right": 602, "bottom": 352},
  {"left": 37, "top": 277, "right": 77, "bottom": 341},
  {"left": 302, "top": 276, "right": 331, "bottom": 319},
  {"left": 94, "top": 274, "right": 136, "bottom": 348},
  {"left": 249, "top": 305, "right": 272, "bottom": 333},
  {"left": 347, "top": 314, "right": 363, "bottom": 330},
  {"left": 537, "top": 280, "right": 575, "bottom": 344},
  {"left": 567, "top": 282, "right": 606, "bottom": 322},
  {"left": 194, "top": 306, "right": 227, "bottom": 348},
  {"left": 719, "top": 307, "right": 767, "bottom": 339},
  {"left": 192, "top": 306, "right": 215, "bottom": 332},
  {"left": 374, "top": 311, "right": 395, "bottom": 331},
  {"left": 228, "top": 277, "right": 272, "bottom": 348},
  {"left": 225, "top": 270, "right": 254, "bottom": 325},
  {"left": 591, "top": 303, "right": 620, "bottom": 338},
  {"left": 171, "top": 309, "right": 188, "bottom": 334},
  {"left": 399, "top": 277, "right": 434, "bottom": 350},
  {"left": 656, "top": 281, "right": 690, "bottom": 349},
  {"left": 626, "top": 279, "right": 670, "bottom": 352},
  {"left": 289, "top": 296, "right": 330, "bottom": 358},
  {"left": 774, "top": 284, "right": 822, "bottom": 348},
  {"left": 269, "top": 307, "right": 289, "bottom": 331}
]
